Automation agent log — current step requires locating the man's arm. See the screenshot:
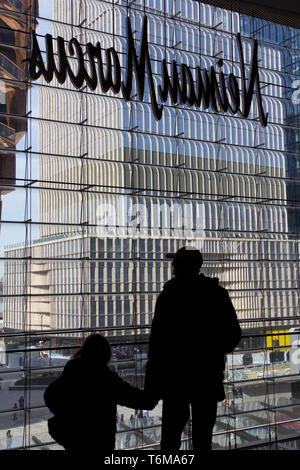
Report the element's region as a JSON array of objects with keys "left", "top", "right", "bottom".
[
  {"left": 218, "top": 287, "right": 241, "bottom": 354},
  {"left": 144, "top": 292, "right": 168, "bottom": 397},
  {"left": 147, "top": 293, "right": 166, "bottom": 364}
]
